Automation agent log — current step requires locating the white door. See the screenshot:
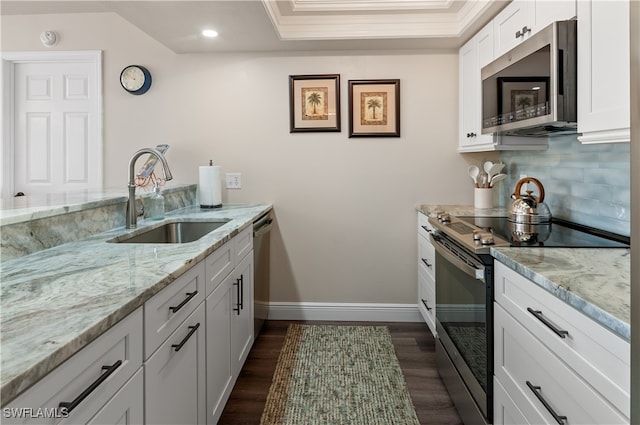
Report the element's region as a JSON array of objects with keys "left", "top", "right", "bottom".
[{"left": 1, "top": 51, "right": 102, "bottom": 197}]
